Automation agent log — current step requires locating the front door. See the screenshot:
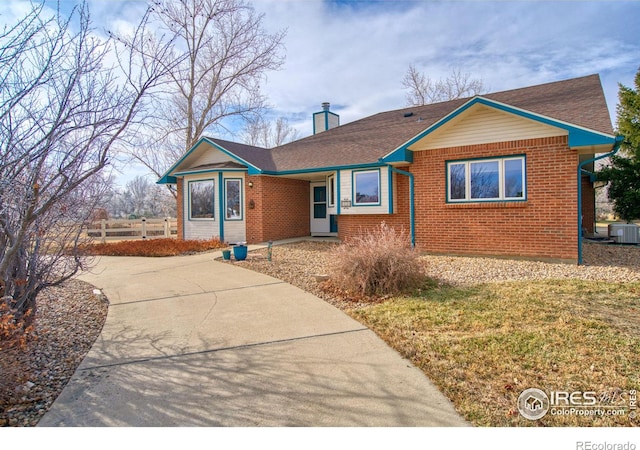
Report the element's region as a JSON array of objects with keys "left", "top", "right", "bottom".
[{"left": 310, "top": 182, "right": 330, "bottom": 235}]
